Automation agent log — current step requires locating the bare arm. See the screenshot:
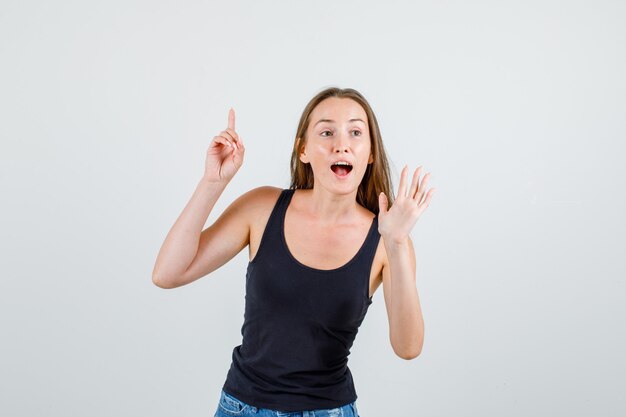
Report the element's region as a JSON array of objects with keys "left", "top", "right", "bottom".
[
  {"left": 378, "top": 165, "right": 435, "bottom": 359},
  {"left": 152, "top": 179, "right": 228, "bottom": 288},
  {"left": 381, "top": 236, "right": 424, "bottom": 360}
]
